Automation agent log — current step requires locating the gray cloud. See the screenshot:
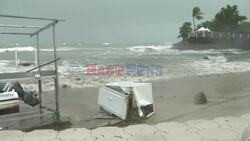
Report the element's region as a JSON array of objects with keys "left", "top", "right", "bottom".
[{"left": 0, "top": 0, "right": 249, "bottom": 45}]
